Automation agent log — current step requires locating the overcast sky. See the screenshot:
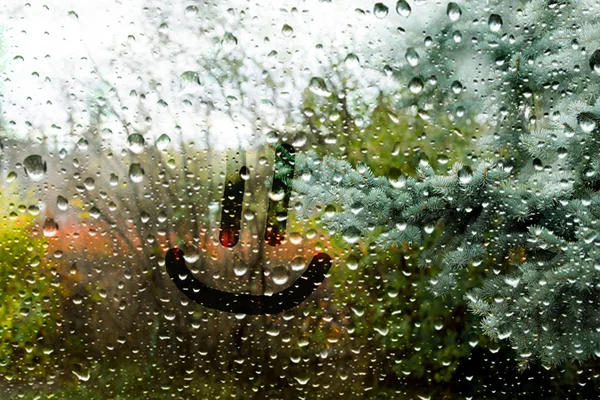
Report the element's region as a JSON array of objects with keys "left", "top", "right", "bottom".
[{"left": 0, "top": 0, "right": 442, "bottom": 150}]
